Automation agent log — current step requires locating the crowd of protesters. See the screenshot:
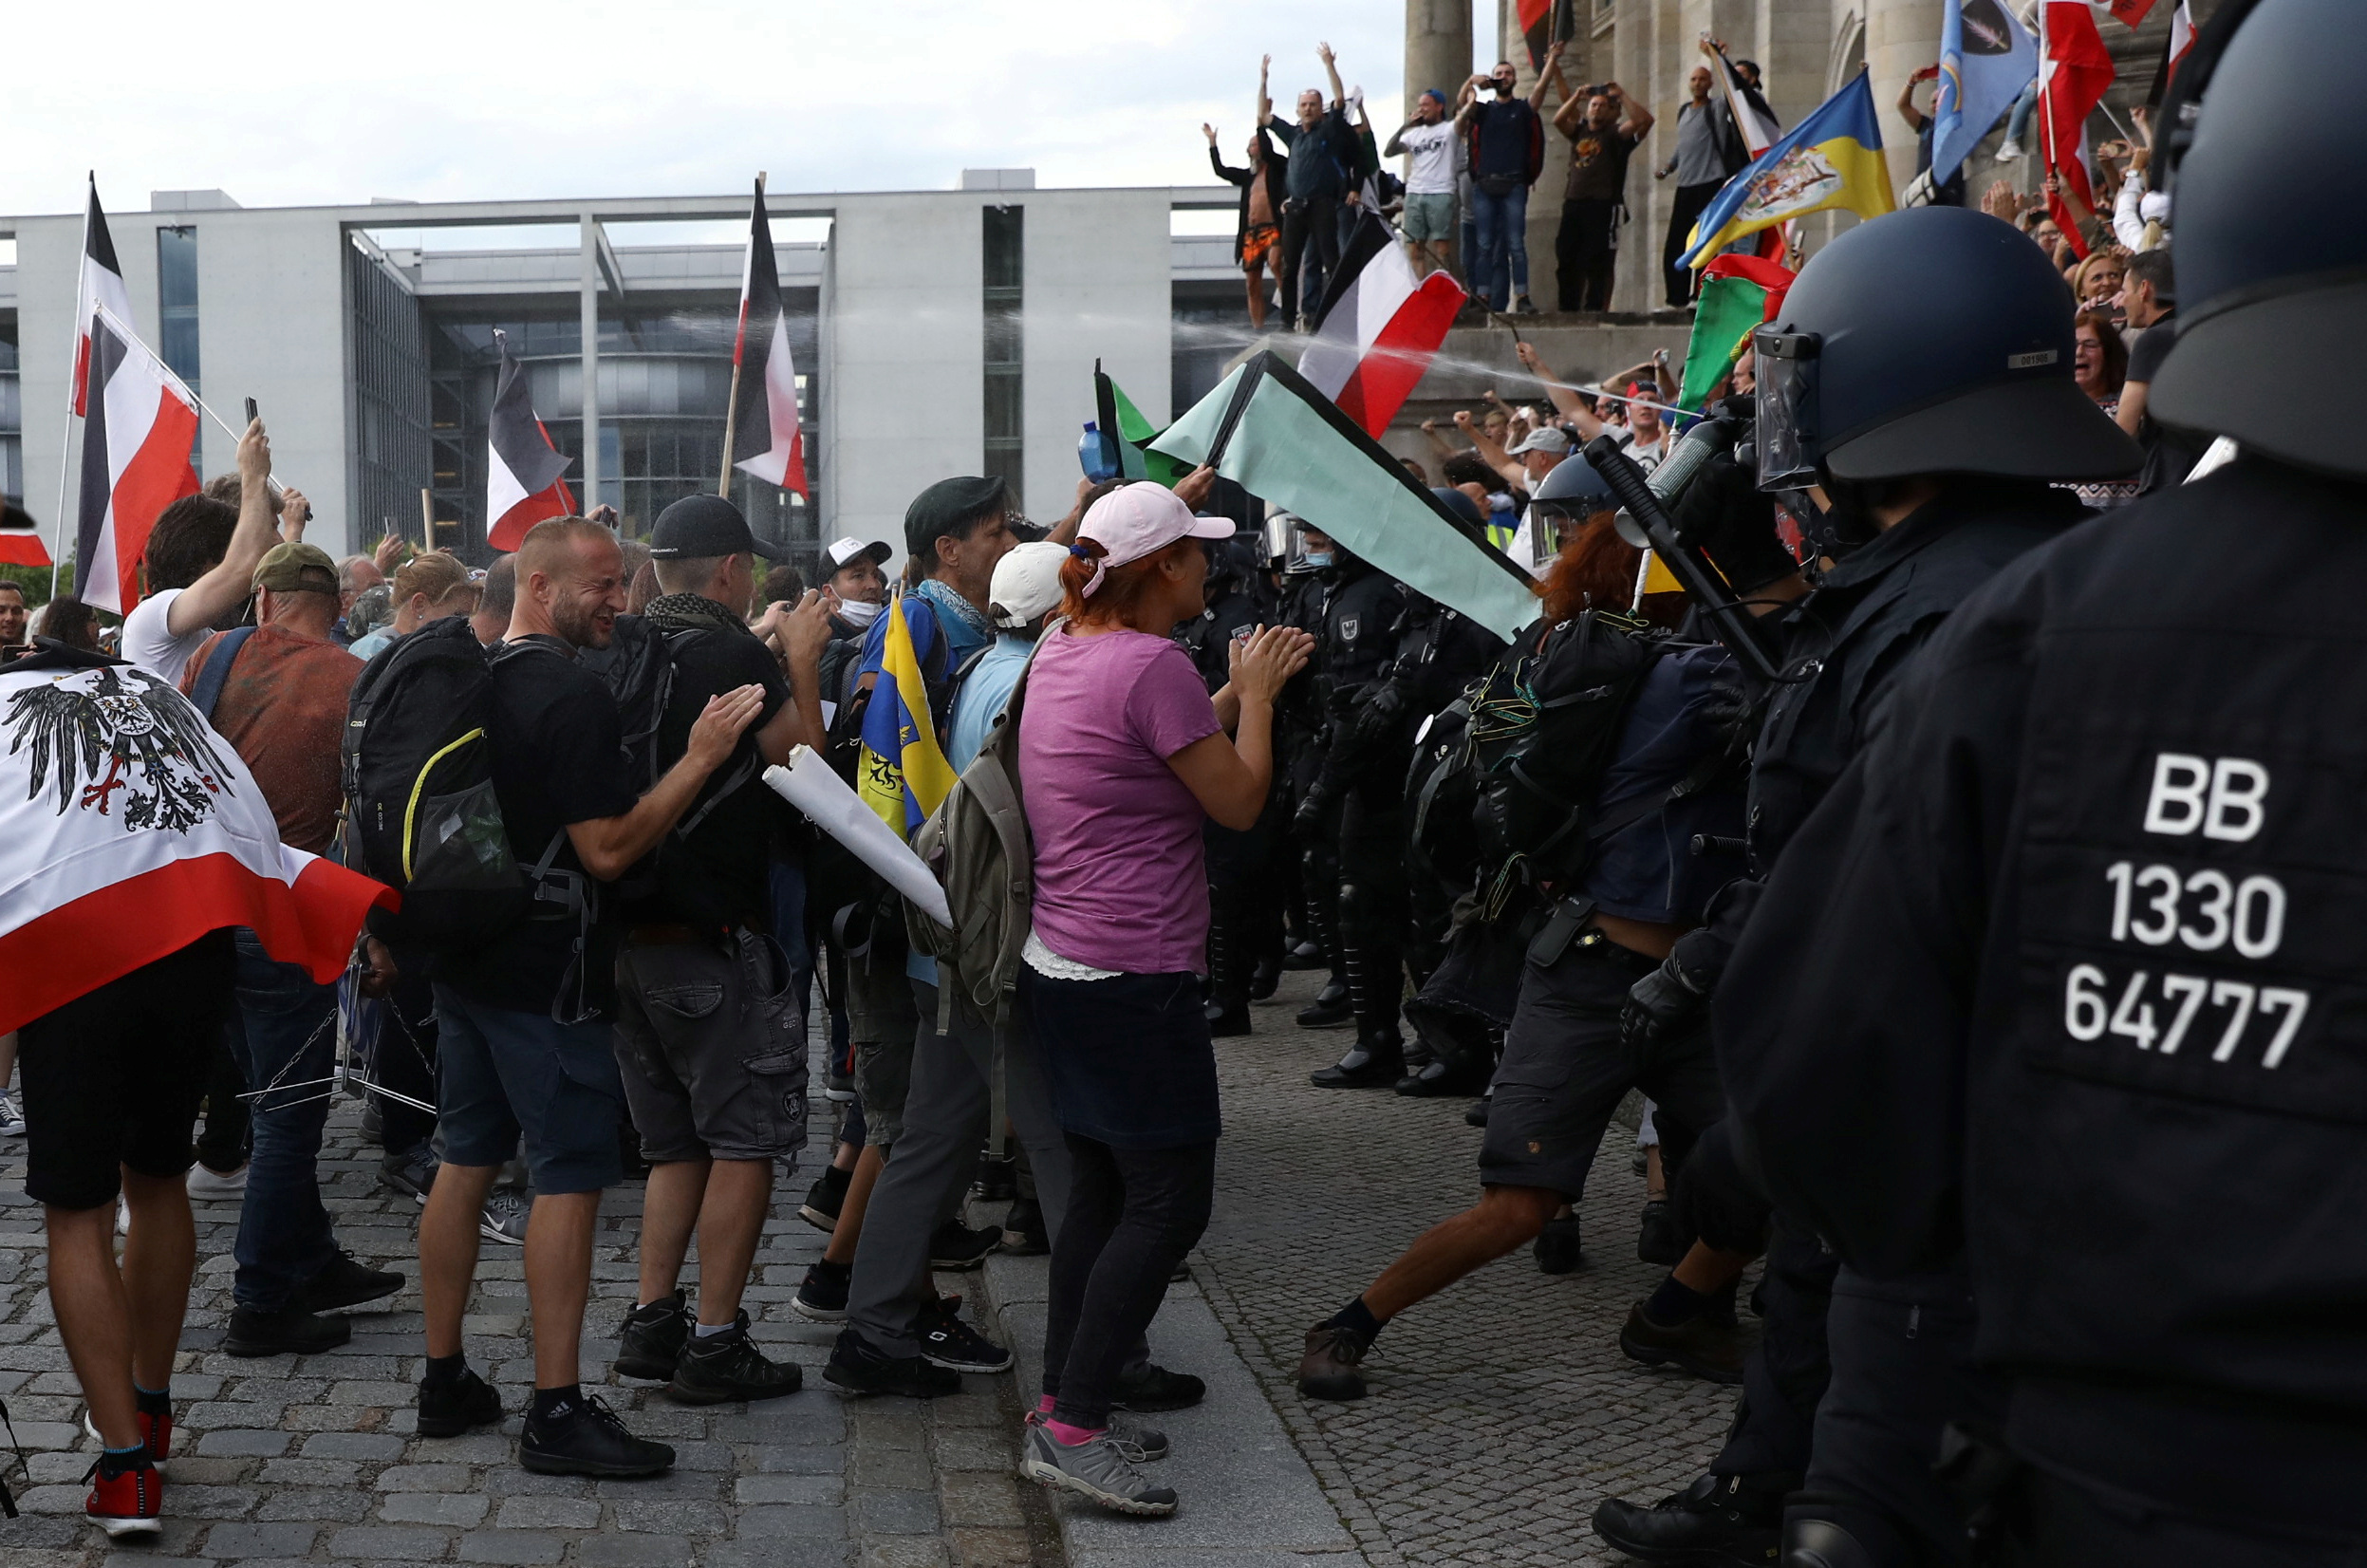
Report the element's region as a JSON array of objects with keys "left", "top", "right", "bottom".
[{"left": 1, "top": 5, "right": 2351, "bottom": 1559}]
